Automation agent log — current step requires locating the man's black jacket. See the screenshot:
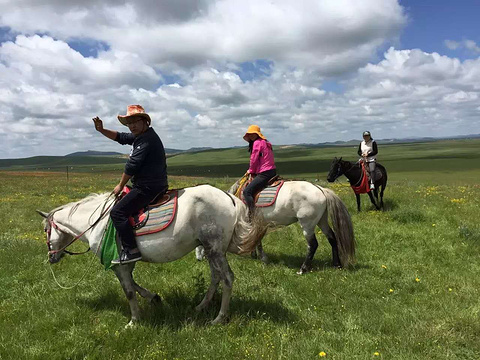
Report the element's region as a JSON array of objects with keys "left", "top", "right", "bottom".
[{"left": 116, "top": 127, "right": 168, "bottom": 190}]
